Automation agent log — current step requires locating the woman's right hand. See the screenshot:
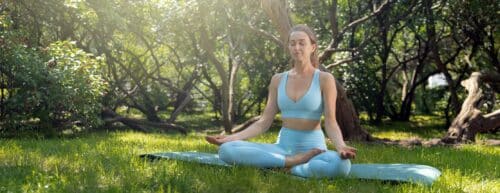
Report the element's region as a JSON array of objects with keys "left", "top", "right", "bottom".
[
  {"left": 205, "top": 135, "right": 229, "bottom": 146},
  {"left": 338, "top": 145, "right": 357, "bottom": 159}
]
